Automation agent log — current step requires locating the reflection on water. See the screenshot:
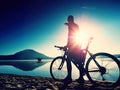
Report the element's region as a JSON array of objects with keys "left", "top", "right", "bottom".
[
  {"left": 0, "top": 59, "right": 52, "bottom": 77},
  {"left": 0, "top": 59, "right": 80, "bottom": 79},
  {"left": 0, "top": 59, "right": 119, "bottom": 81},
  {"left": 0, "top": 59, "right": 51, "bottom": 71}
]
